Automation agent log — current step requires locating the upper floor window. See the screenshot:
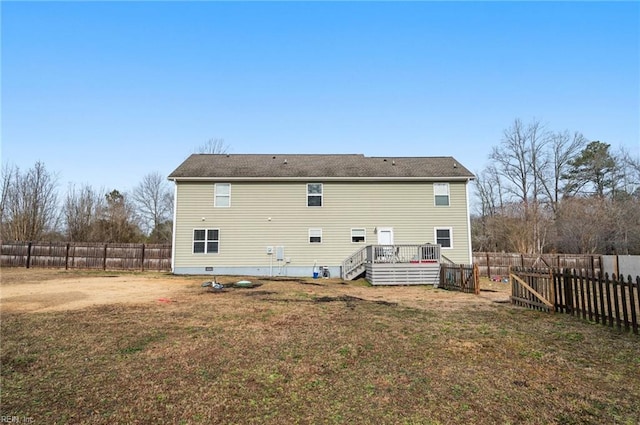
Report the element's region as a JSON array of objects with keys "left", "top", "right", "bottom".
[
  {"left": 215, "top": 183, "right": 231, "bottom": 207},
  {"left": 434, "top": 183, "right": 450, "bottom": 206},
  {"left": 193, "top": 229, "right": 220, "bottom": 254},
  {"left": 435, "top": 227, "right": 452, "bottom": 248},
  {"left": 307, "top": 183, "right": 323, "bottom": 207}
]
